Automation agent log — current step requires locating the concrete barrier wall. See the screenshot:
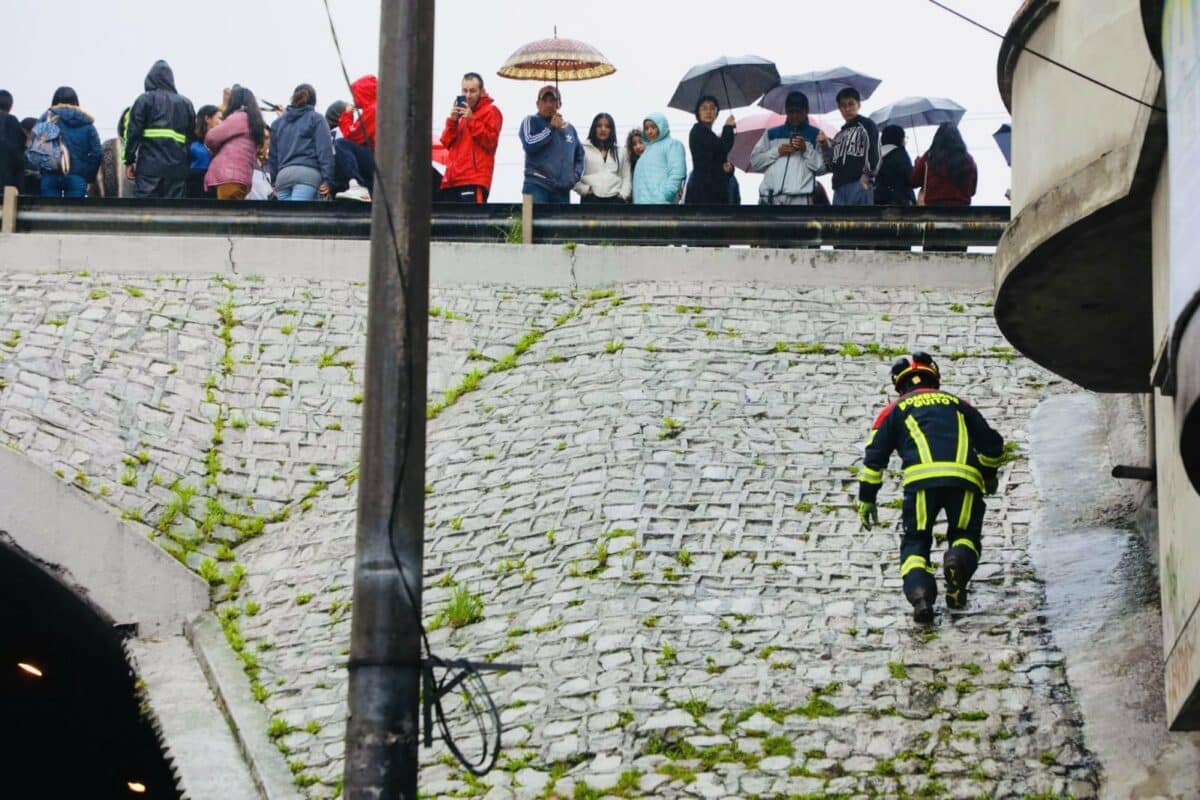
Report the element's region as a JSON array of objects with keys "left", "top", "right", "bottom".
[{"left": 0, "top": 234, "right": 994, "bottom": 290}]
